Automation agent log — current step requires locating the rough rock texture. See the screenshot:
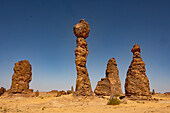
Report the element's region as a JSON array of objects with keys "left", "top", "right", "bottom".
[
  {"left": 125, "top": 44, "right": 151, "bottom": 100},
  {"left": 3, "top": 60, "right": 35, "bottom": 97},
  {"left": 0, "top": 87, "right": 6, "bottom": 96},
  {"left": 94, "top": 58, "right": 122, "bottom": 96},
  {"left": 73, "top": 19, "right": 93, "bottom": 96}
]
